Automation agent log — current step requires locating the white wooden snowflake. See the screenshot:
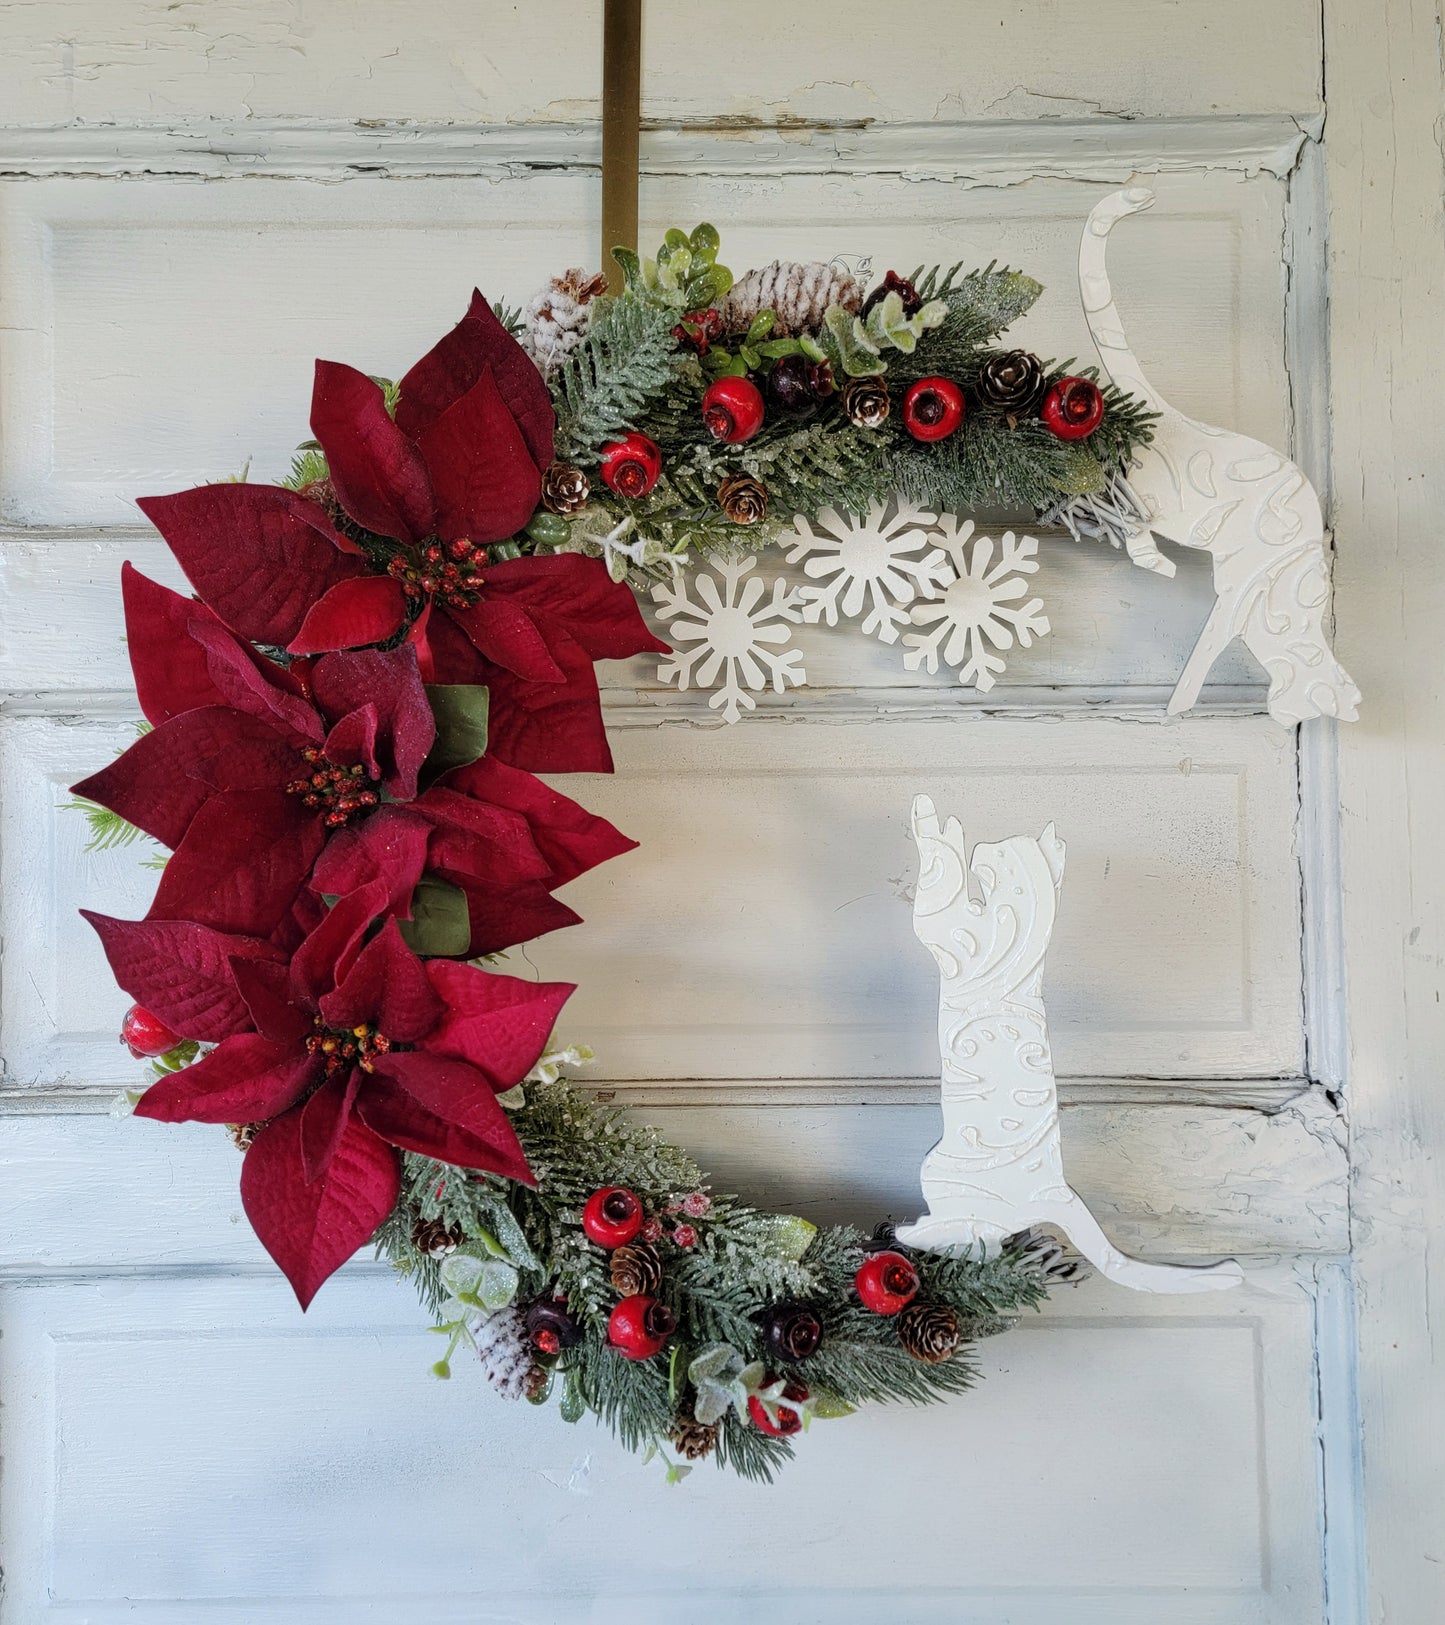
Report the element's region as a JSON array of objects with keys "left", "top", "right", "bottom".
[
  {"left": 901, "top": 521, "right": 1050, "bottom": 692},
  {"left": 784, "top": 499, "right": 953, "bottom": 645},
  {"left": 651, "top": 556, "right": 807, "bottom": 723}
]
